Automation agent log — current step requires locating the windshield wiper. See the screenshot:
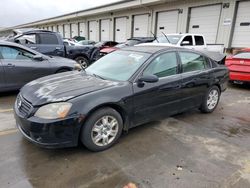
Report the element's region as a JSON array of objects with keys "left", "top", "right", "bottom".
[
  {"left": 161, "top": 32, "right": 171, "bottom": 44},
  {"left": 92, "top": 73, "right": 105, "bottom": 80}
]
